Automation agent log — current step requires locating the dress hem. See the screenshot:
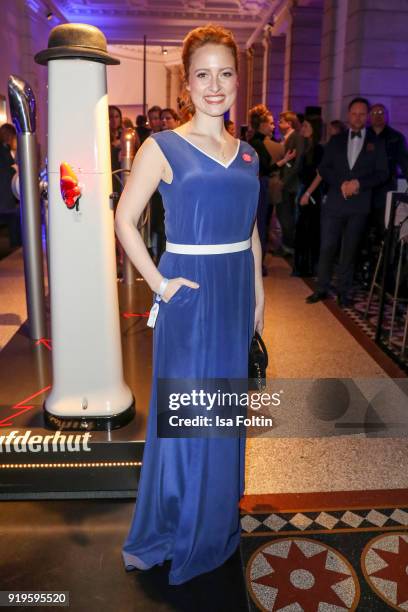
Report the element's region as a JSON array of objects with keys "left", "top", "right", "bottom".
[
  {"left": 122, "top": 550, "right": 153, "bottom": 571},
  {"left": 122, "top": 537, "right": 241, "bottom": 585},
  {"left": 167, "top": 537, "right": 240, "bottom": 585}
]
